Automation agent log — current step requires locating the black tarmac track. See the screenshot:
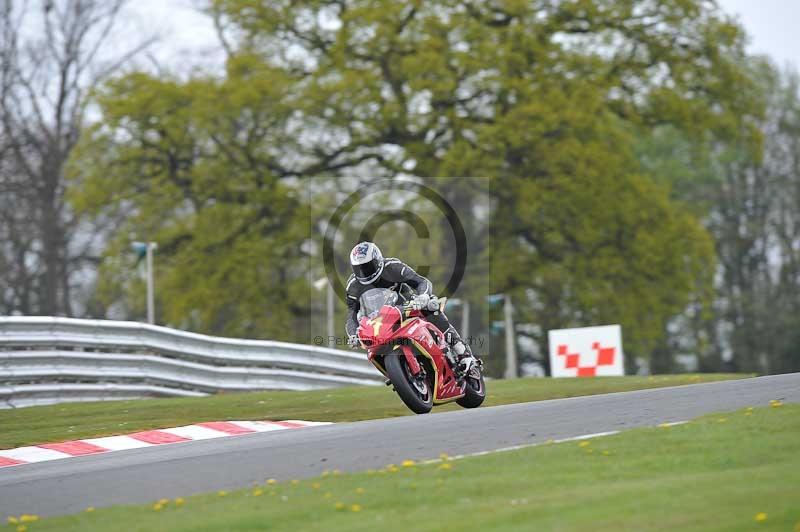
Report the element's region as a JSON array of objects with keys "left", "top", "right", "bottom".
[{"left": 1, "top": 372, "right": 798, "bottom": 517}]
